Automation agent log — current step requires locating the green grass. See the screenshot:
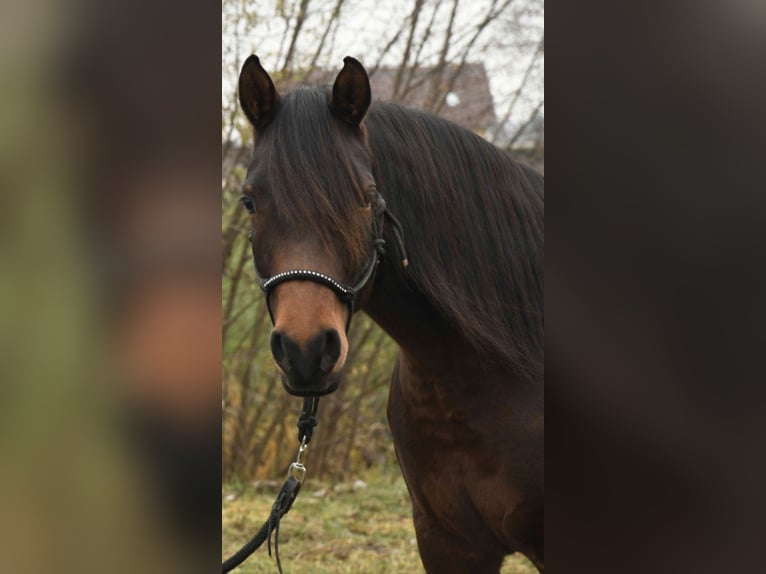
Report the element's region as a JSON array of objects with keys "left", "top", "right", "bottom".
[{"left": 223, "top": 468, "right": 536, "bottom": 573}]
